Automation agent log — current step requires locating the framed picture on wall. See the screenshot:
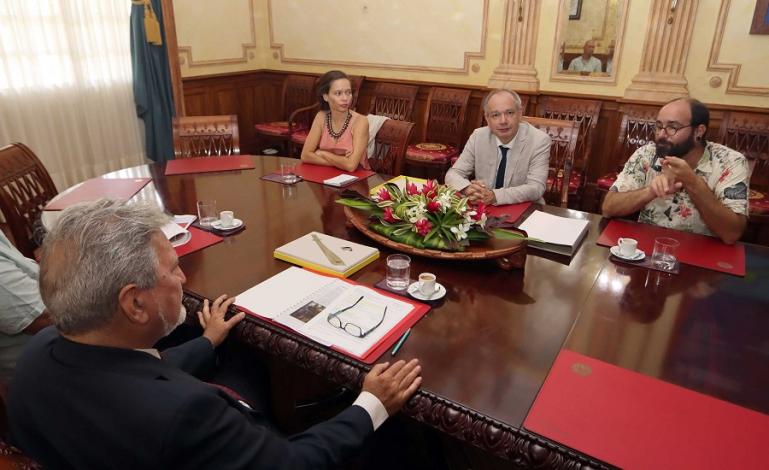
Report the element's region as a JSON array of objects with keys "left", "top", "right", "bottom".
[
  {"left": 569, "top": 0, "right": 583, "bottom": 20},
  {"left": 750, "top": 0, "right": 769, "bottom": 34}
]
